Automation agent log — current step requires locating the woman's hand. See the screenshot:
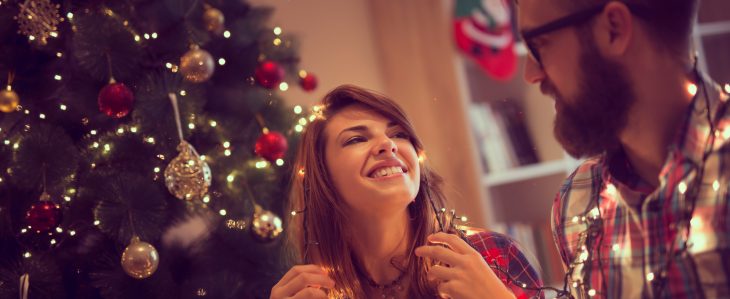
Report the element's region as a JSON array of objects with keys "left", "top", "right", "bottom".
[
  {"left": 270, "top": 264, "right": 335, "bottom": 299},
  {"left": 415, "top": 233, "right": 516, "bottom": 299}
]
